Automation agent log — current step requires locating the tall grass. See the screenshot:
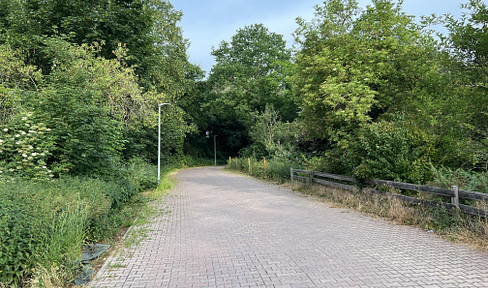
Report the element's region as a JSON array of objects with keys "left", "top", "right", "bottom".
[
  {"left": 0, "top": 178, "right": 109, "bottom": 286},
  {"left": 226, "top": 157, "right": 300, "bottom": 182}
]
